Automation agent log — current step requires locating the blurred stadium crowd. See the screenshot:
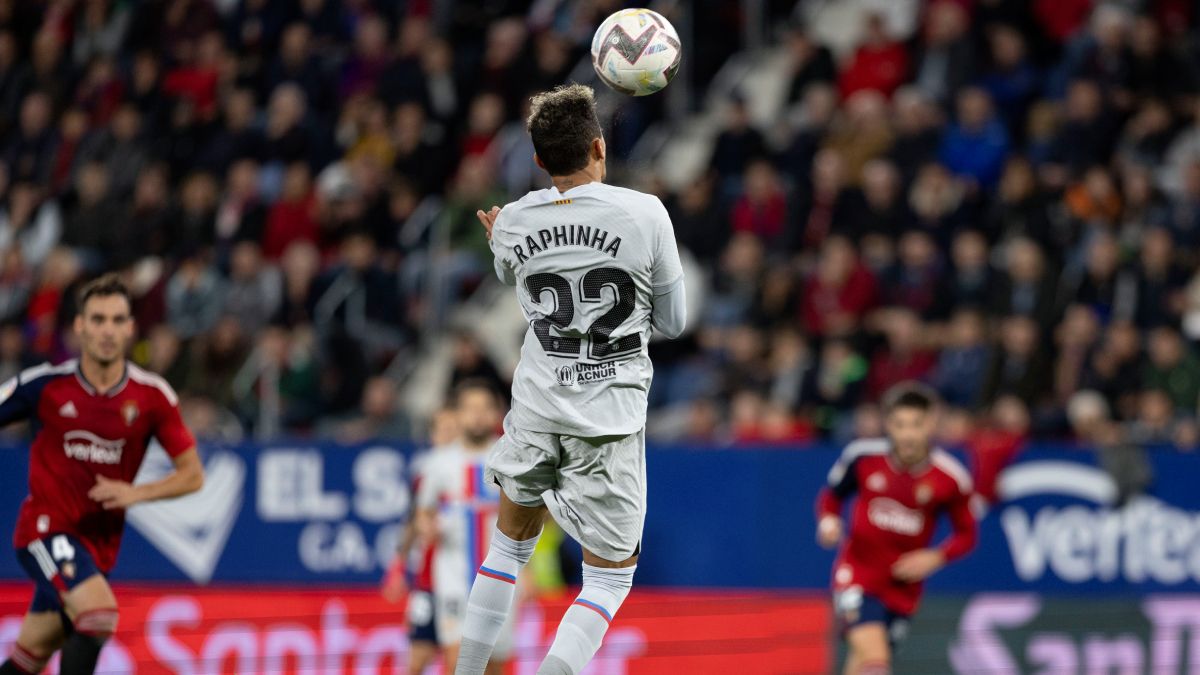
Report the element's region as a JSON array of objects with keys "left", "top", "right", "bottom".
[{"left": 2, "top": 0, "right": 1200, "bottom": 468}]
